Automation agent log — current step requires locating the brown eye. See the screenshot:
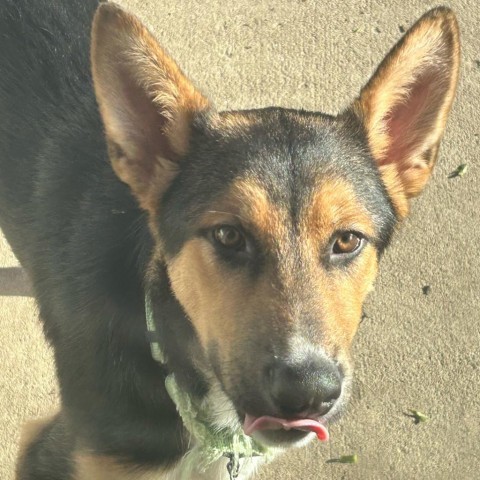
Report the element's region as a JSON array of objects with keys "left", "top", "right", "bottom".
[
  {"left": 332, "top": 232, "right": 362, "bottom": 255},
  {"left": 213, "top": 226, "right": 245, "bottom": 250}
]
